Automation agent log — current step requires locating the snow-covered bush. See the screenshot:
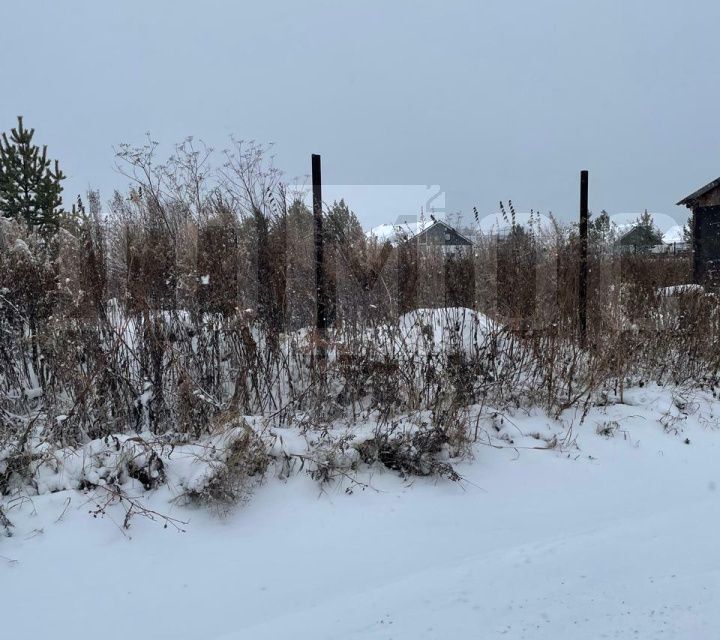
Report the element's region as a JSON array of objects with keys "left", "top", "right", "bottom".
[{"left": 178, "top": 419, "right": 271, "bottom": 509}]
